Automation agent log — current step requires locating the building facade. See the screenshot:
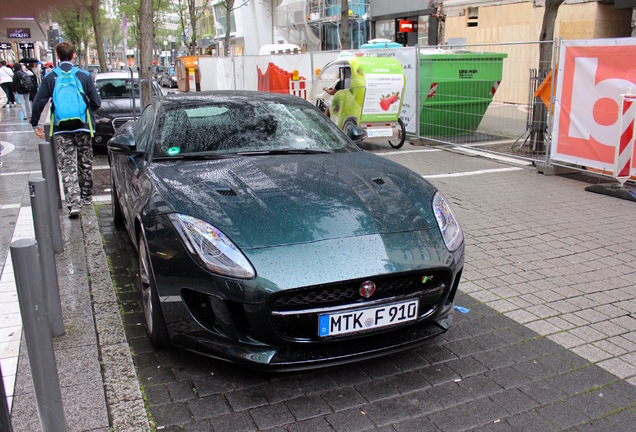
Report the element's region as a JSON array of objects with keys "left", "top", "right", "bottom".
[{"left": 443, "top": 0, "right": 632, "bottom": 45}]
